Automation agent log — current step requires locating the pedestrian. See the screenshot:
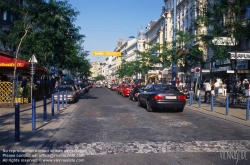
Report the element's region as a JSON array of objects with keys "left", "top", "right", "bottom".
[
  {"left": 244, "top": 80, "right": 249, "bottom": 97},
  {"left": 214, "top": 81, "right": 220, "bottom": 97},
  {"left": 222, "top": 82, "right": 227, "bottom": 96},
  {"left": 203, "top": 81, "right": 211, "bottom": 103},
  {"left": 211, "top": 83, "right": 215, "bottom": 96}
]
